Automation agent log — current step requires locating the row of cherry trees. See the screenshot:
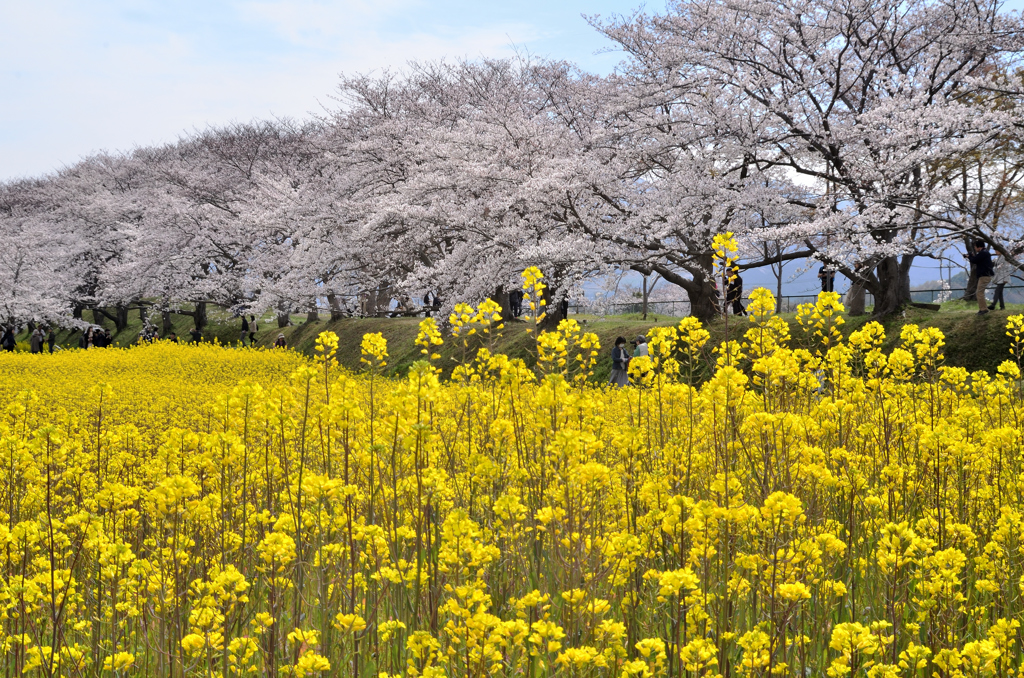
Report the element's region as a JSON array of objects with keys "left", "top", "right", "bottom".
[{"left": 3, "top": 0, "right": 1024, "bottom": 327}]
